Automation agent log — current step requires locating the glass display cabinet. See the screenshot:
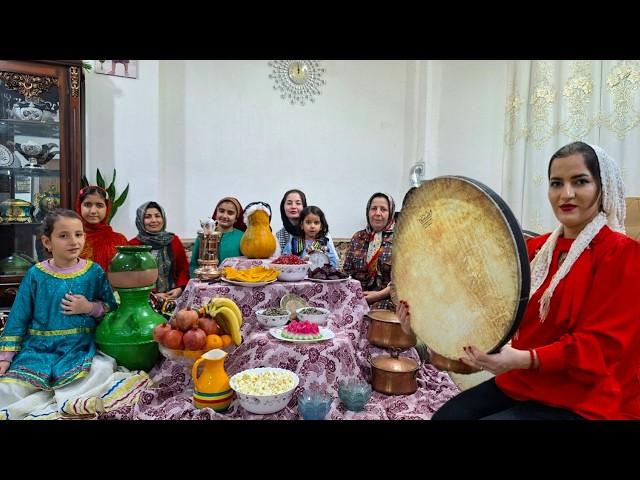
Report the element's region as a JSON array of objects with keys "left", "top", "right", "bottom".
[{"left": 0, "top": 60, "right": 84, "bottom": 312}]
